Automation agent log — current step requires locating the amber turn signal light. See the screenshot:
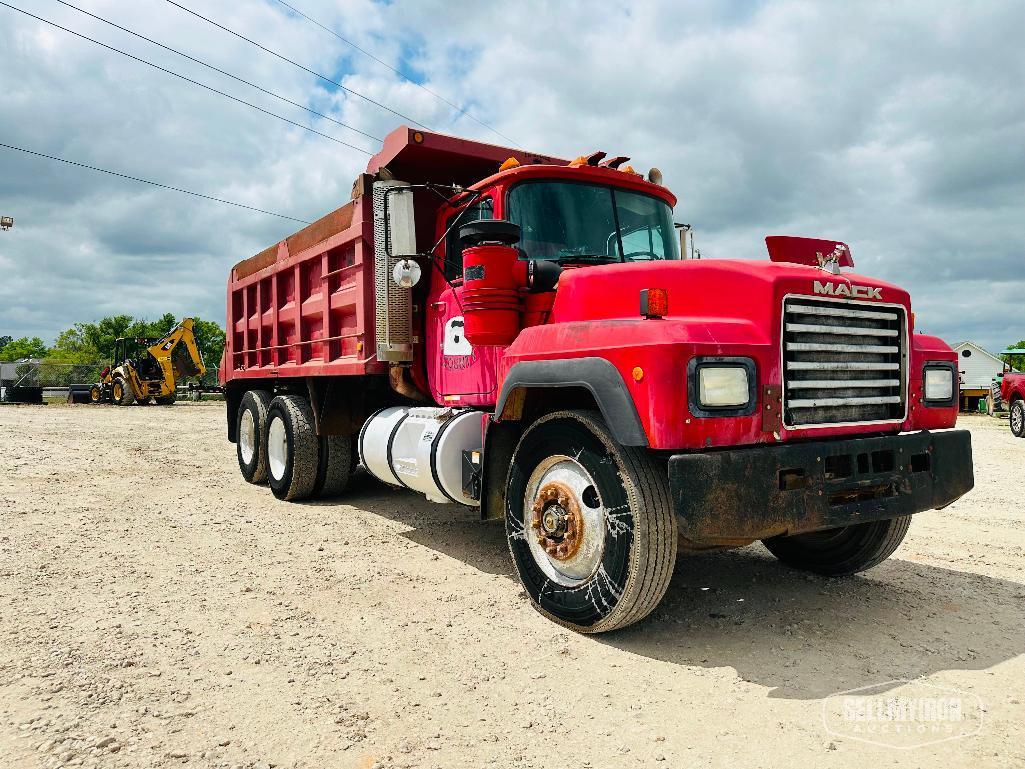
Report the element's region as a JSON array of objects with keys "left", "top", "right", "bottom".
[{"left": 640, "top": 288, "right": 668, "bottom": 318}]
